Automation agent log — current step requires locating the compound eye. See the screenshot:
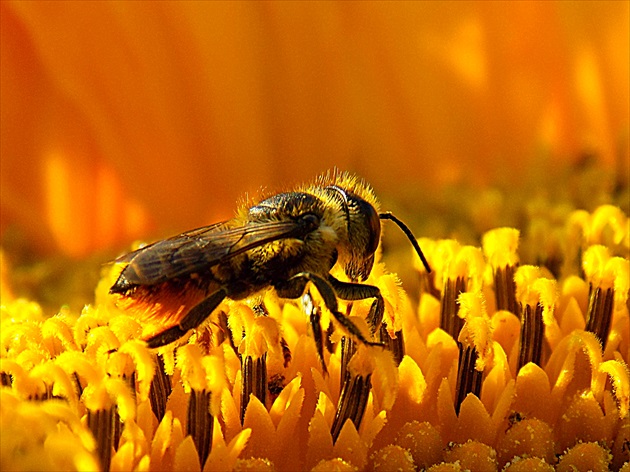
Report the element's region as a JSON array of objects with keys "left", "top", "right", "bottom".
[{"left": 357, "top": 199, "right": 381, "bottom": 255}]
